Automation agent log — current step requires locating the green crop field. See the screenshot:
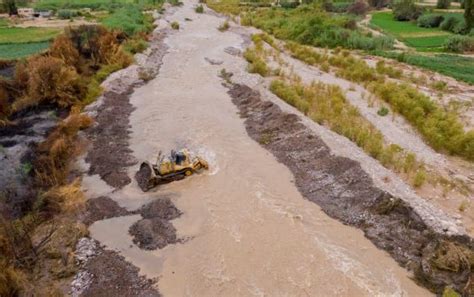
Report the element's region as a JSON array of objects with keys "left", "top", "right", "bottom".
[
  {"left": 0, "top": 42, "right": 51, "bottom": 59},
  {"left": 0, "top": 27, "right": 60, "bottom": 44},
  {"left": 0, "top": 18, "right": 9, "bottom": 27},
  {"left": 34, "top": 0, "right": 158, "bottom": 11},
  {"left": 0, "top": 27, "right": 59, "bottom": 60},
  {"left": 370, "top": 11, "right": 452, "bottom": 50},
  {"left": 374, "top": 51, "right": 474, "bottom": 84}
]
